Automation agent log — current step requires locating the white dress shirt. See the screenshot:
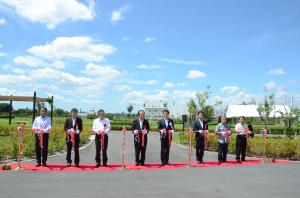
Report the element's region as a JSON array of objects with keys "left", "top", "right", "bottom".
[
  {"left": 32, "top": 116, "right": 52, "bottom": 133},
  {"left": 235, "top": 123, "right": 248, "bottom": 135},
  {"left": 92, "top": 118, "right": 111, "bottom": 134},
  {"left": 139, "top": 119, "right": 144, "bottom": 130}
]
